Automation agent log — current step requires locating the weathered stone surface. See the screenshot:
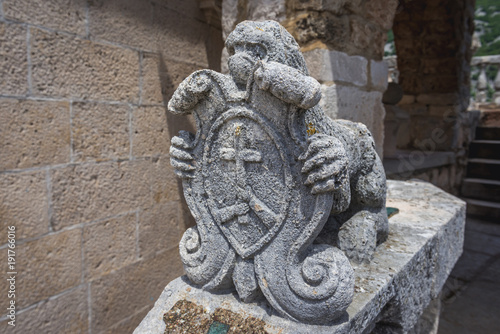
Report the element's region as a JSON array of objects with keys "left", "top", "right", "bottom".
[
  {"left": 0, "top": 230, "right": 82, "bottom": 312},
  {"left": 399, "top": 94, "right": 416, "bottom": 105},
  {"left": 83, "top": 213, "right": 137, "bottom": 281},
  {"left": 91, "top": 247, "right": 183, "bottom": 333},
  {"left": 4, "top": 0, "right": 87, "bottom": 36},
  {"left": 107, "top": 305, "right": 152, "bottom": 334},
  {"left": 364, "top": 0, "right": 398, "bottom": 31},
  {"left": 72, "top": 102, "right": 130, "bottom": 162},
  {"left": 139, "top": 202, "right": 181, "bottom": 259},
  {"left": 320, "top": 84, "right": 385, "bottom": 153},
  {"left": 154, "top": 4, "right": 211, "bottom": 67},
  {"left": 304, "top": 48, "right": 368, "bottom": 86},
  {"left": 0, "top": 285, "right": 88, "bottom": 333},
  {"left": 416, "top": 93, "right": 459, "bottom": 105},
  {"left": 88, "top": 0, "right": 155, "bottom": 50},
  {"left": 149, "top": 156, "right": 182, "bottom": 204},
  {"left": 349, "top": 16, "right": 386, "bottom": 60},
  {"left": 0, "top": 98, "right": 70, "bottom": 171},
  {"left": 30, "top": 27, "right": 140, "bottom": 102},
  {"left": 140, "top": 53, "right": 204, "bottom": 105},
  {"left": 50, "top": 160, "right": 150, "bottom": 229},
  {"left": 0, "top": 171, "right": 48, "bottom": 244},
  {"left": 0, "top": 22, "right": 28, "bottom": 96},
  {"left": 165, "top": 20, "right": 388, "bottom": 324},
  {"left": 135, "top": 180, "right": 465, "bottom": 333},
  {"left": 370, "top": 59, "right": 389, "bottom": 92},
  {"left": 132, "top": 106, "right": 171, "bottom": 157}
]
